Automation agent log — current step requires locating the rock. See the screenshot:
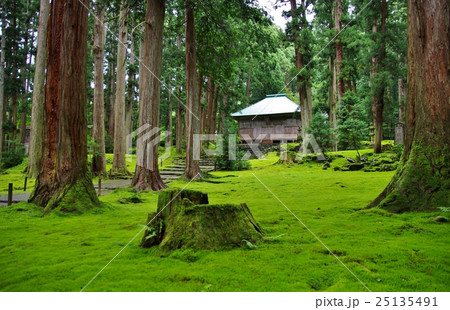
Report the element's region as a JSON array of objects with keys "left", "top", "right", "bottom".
[
  {"left": 334, "top": 154, "right": 344, "bottom": 158},
  {"left": 140, "top": 189, "right": 263, "bottom": 251},
  {"left": 346, "top": 156, "right": 355, "bottom": 163},
  {"left": 348, "top": 163, "right": 364, "bottom": 171},
  {"left": 434, "top": 216, "right": 448, "bottom": 223},
  {"left": 322, "top": 162, "right": 331, "bottom": 170}
]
